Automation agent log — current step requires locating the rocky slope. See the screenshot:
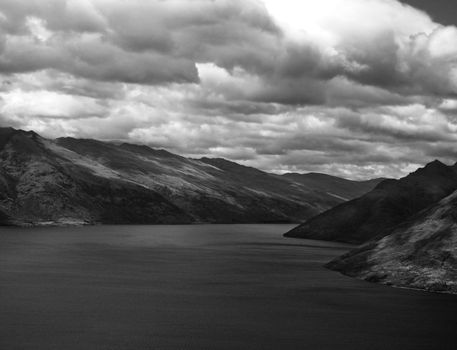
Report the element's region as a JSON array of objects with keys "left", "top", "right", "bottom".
[
  {"left": 285, "top": 160, "right": 457, "bottom": 244},
  {"left": 327, "top": 190, "right": 457, "bottom": 294},
  {"left": 0, "top": 127, "right": 381, "bottom": 226}
]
